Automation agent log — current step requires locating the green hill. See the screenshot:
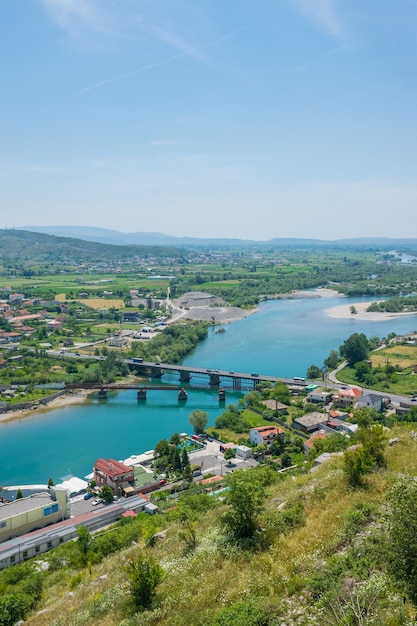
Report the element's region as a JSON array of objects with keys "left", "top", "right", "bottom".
[{"left": 0, "top": 229, "right": 188, "bottom": 265}]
